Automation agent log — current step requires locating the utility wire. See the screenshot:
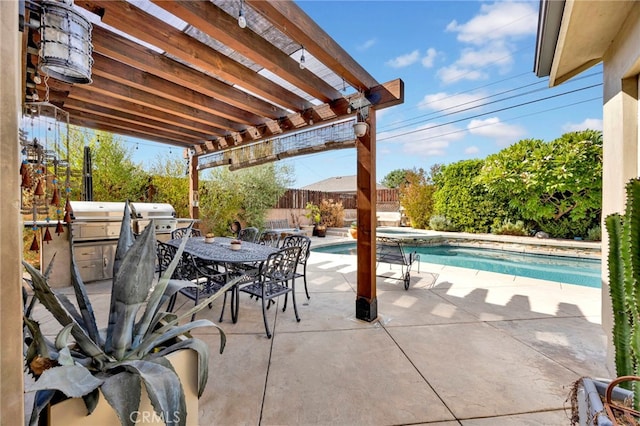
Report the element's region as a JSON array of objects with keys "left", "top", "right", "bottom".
[{"left": 378, "top": 83, "right": 603, "bottom": 142}]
